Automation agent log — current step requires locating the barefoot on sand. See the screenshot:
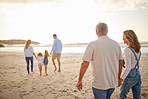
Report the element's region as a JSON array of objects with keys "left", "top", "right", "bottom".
[
  {"left": 58, "top": 70, "right": 61, "bottom": 72},
  {"left": 54, "top": 68, "right": 57, "bottom": 72}
]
